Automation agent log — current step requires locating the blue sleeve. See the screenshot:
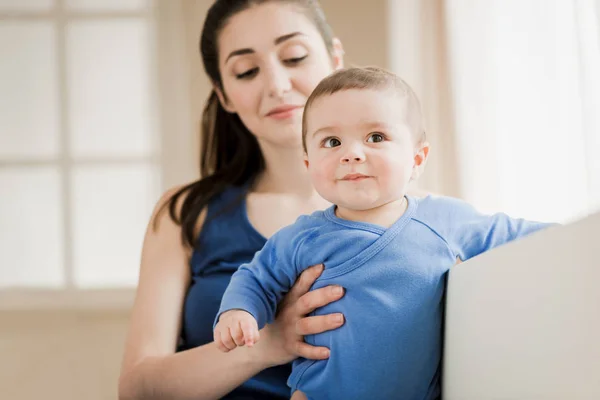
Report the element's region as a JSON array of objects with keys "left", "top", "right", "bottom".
[
  {"left": 215, "top": 223, "right": 308, "bottom": 329},
  {"left": 430, "top": 197, "right": 553, "bottom": 261}
]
